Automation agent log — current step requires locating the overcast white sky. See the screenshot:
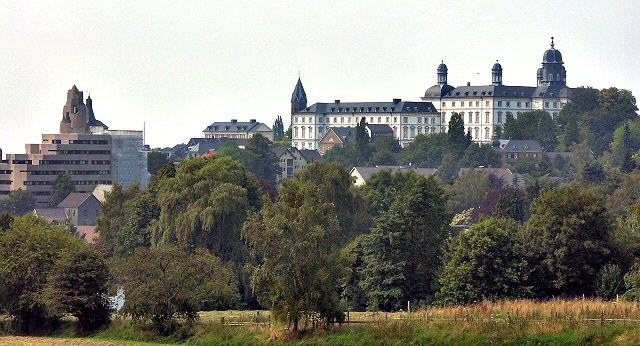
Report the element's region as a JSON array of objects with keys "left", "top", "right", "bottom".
[{"left": 1, "top": 0, "right": 638, "bottom": 153}]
